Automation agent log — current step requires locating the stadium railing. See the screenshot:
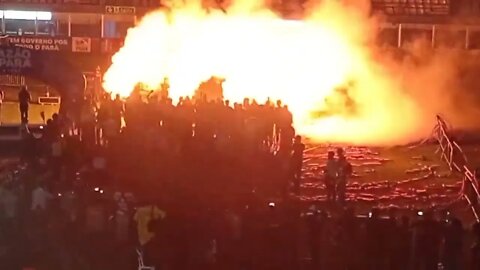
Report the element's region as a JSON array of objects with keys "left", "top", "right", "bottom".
[
  {"left": 433, "top": 114, "right": 480, "bottom": 222},
  {"left": 371, "top": 0, "right": 451, "bottom": 16}
]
